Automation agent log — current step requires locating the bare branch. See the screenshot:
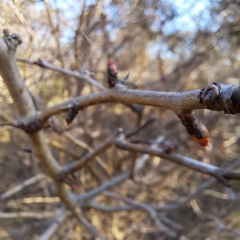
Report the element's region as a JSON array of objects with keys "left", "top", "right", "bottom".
[
  {"left": 60, "top": 119, "right": 157, "bottom": 179},
  {"left": 86, "top": 200, "right": 183, "bottom": 231},
  {"left": 0, "top": 30, "right": 84, "bottom": 229},
  {"left": 85, "top": 201, "right": 135, "bottom": 212},
  {"left": 76, "top": 172, "right": 130, "bottom": 203},
  {"left": 0, "top": 211, "right": 59, "bottom": 219},
  {"left": 75, "top": 131, "right": 202, "bottom": 208},
  {"left": 61, "top": 133, "right": 114, "bottom": 178},
  {"left": 115, "top": 138, "right": 240, "bottom": 186},
  {"left": 76, "top": 25, "right": 92, "bottom": 44},
  {"left": 8, "top": 2, "right": 38, "bottom": 39},
  {"left": 213, "top": 217, "right": 240, "bottom": 238},
  {"left": 160, "top": 51, "right": 207, "bottom": 87},
  {"left": 63, "top": 132, "right": 111, "bottom": 177},
  {"left": 0, "top": 173, "right": 46, "bottom": 200},
  {"left": 78, "top": 213, "right": 105, "bottom": 240},
  {"left": 125, "top": 117, "right": 156, "bottom": 138},
  {"left": 7, "top": 197, "right": 60, "bottom": 208},
  {"left": 38, "top": 87, "right": 201, "bottom": 122},
  {"left": 38, "top": 82, "right": 240, "bottom": 125},
  {"left": 0, "top": 121, "right": 18, "bottom": 128},
  {"left": 36, "top": 209, "right": 67, "bottom": 240},
  {"left": 146, "top": 159, "right": 240, "bottom": 212},
  {"left": 103, "top": 191, "right": 177, "bottom": 238},
  {"left": 134, "top": 135, "right": 164, "bottom": 172},
  {"left": 17, "top": 58, "right": 105, "bottom": 91}
]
